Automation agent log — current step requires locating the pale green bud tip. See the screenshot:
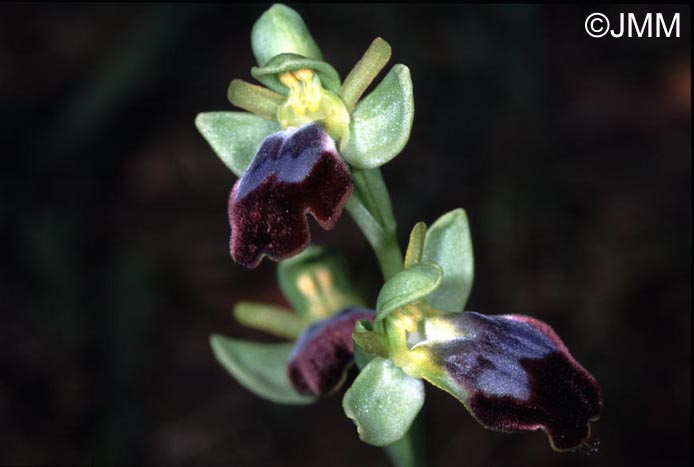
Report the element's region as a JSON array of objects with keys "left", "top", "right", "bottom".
[{"left": 251, "top": 4, "right": 323, "bottom": 67}]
